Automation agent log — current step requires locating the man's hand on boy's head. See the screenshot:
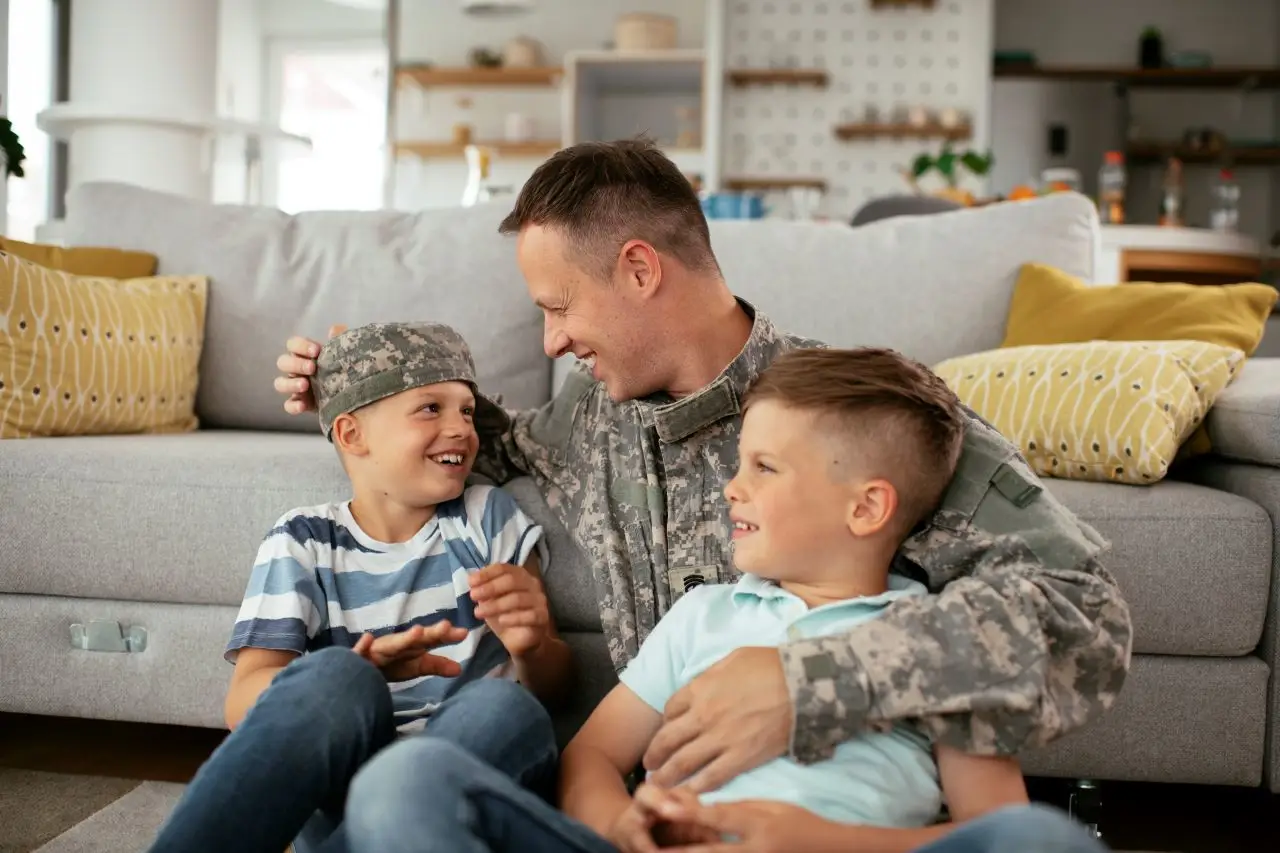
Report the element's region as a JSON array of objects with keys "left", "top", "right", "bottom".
[
  {"left": 275, "top": 323, "right": 346, "bottom": 415},
  {"left": 351, "top": 622, "right": 468, "bottom": 682},
  {"left": 643, "top": 647, "right": 792, "bottom": 793},
  {"left": 468, "top": 562, "right": 553, "bottom": 657}
]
